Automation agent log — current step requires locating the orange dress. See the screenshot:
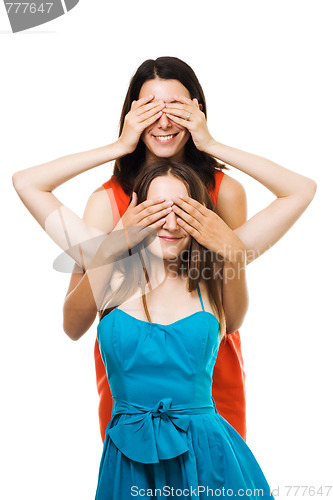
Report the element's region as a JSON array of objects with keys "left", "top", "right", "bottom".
[{"left": 94, "top": 170, "right": 247, "bottom": 442}]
